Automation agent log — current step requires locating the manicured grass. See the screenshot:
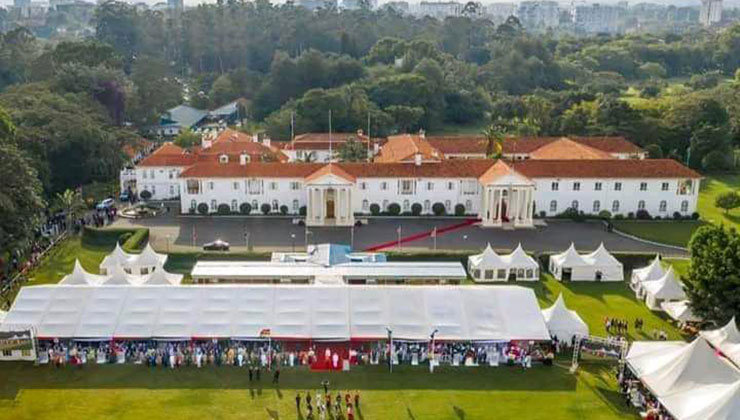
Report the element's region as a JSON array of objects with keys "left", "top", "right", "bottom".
[
  {"left": 611, "top": 220, "right": 706, "bottom": 248},
  {"left": 0, "top": 360, "right": 635, "bottom": 420},
  {"left": 697, "top": 174, "right": 740, "bottom": 229}
]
